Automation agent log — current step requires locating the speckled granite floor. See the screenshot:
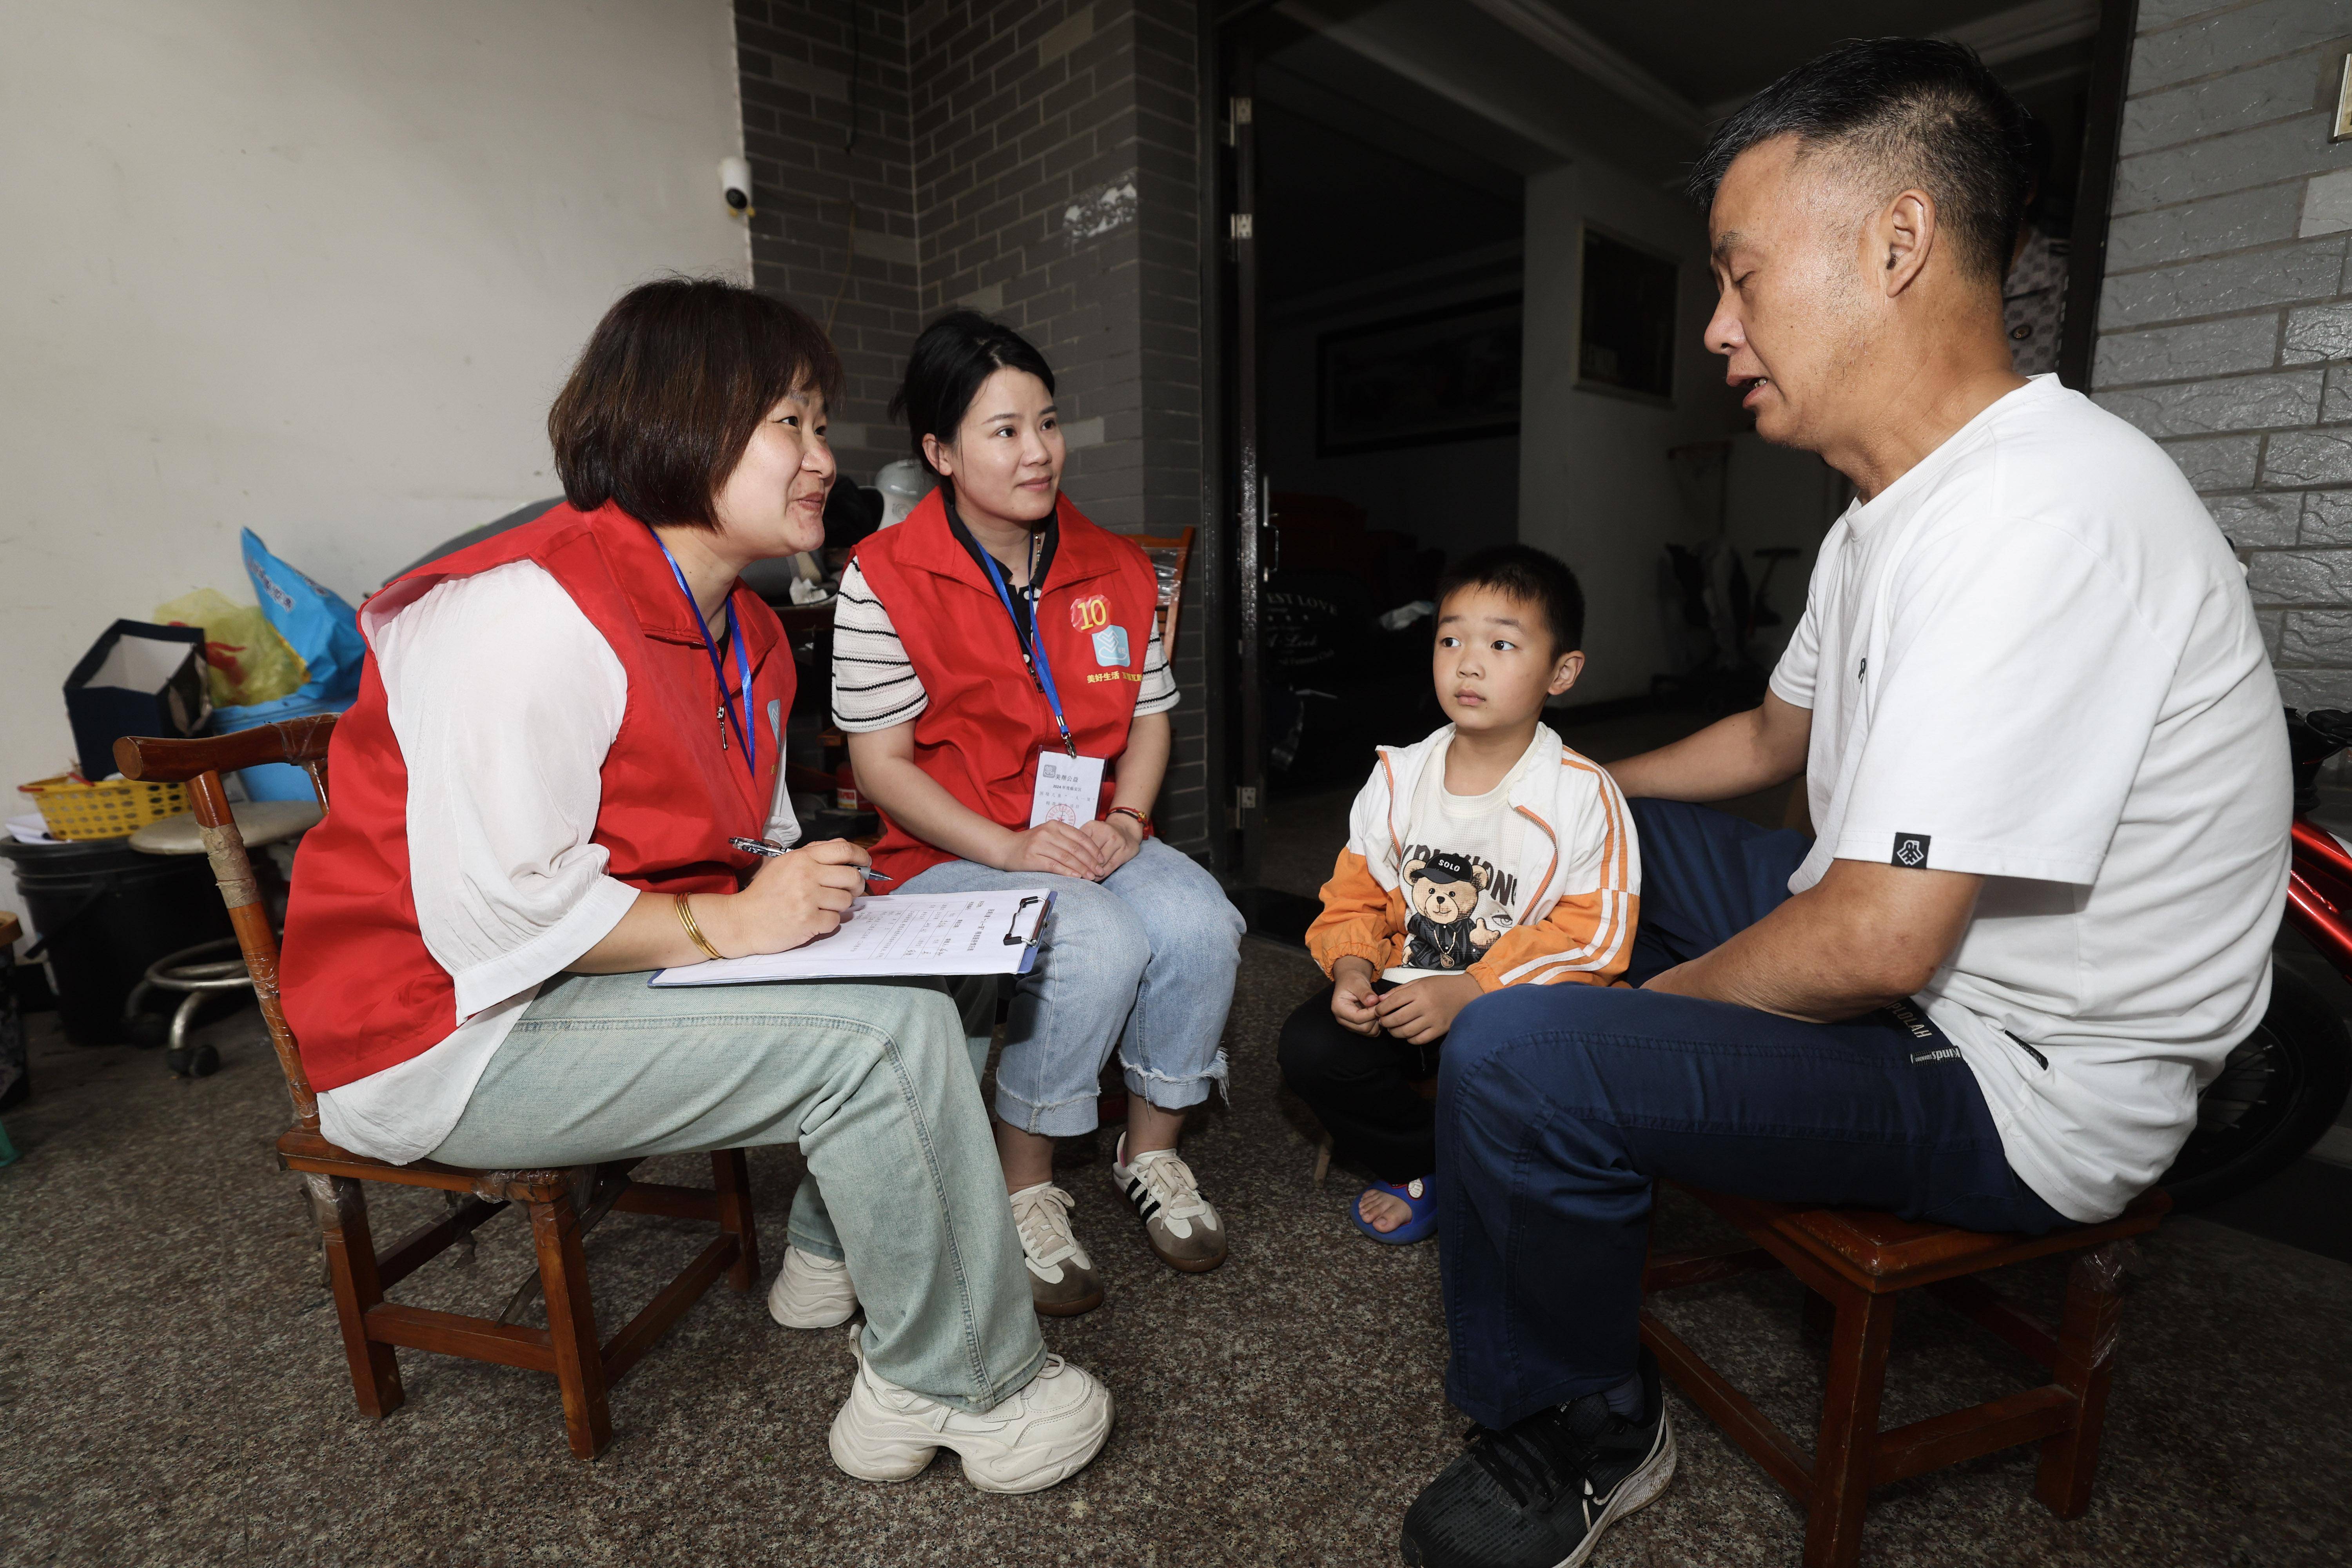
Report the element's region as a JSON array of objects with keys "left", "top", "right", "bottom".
[{"left": 2, "top": 941, "right": 2346, "bottom": 1567}]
